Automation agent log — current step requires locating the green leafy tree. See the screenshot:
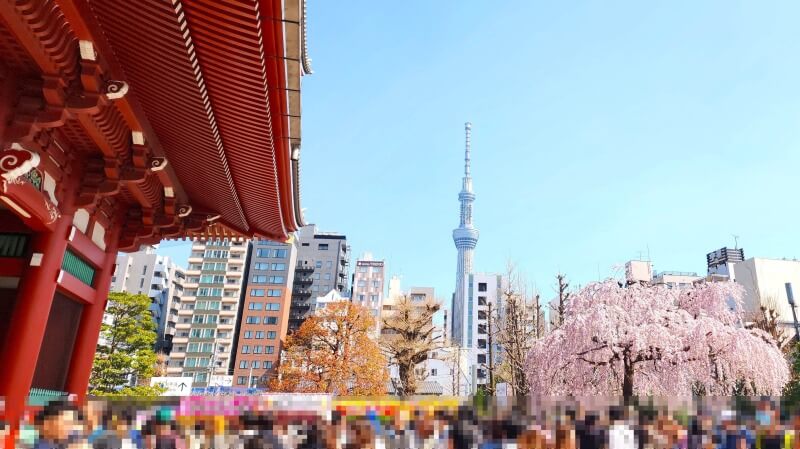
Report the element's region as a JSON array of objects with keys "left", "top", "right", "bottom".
[
  {"left": 783, "top": 343, "right": 800, "bottom": 412},
  {"left": 89, "top": 292, "right": 164, "bottom": 396}
]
